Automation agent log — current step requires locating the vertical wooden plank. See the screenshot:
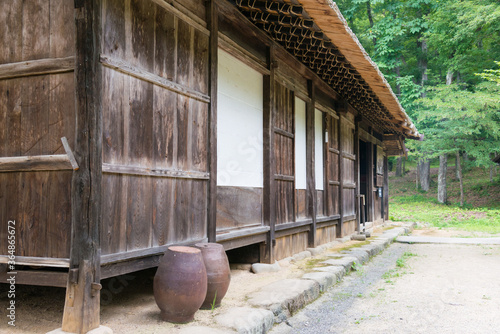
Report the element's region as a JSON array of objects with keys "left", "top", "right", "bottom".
[
  {"left": 262, "top": 45, "right": 276, "bottom": 263},
  {"left": 306, "top": 81, "right": 316, "bottom": 247},
  {"left": 0, "top": 0, "right": 23, "bottom": 65},
  {"left": 19, "top": 1, "right": 51, "bottom": 258},
  {"left": 174, "top": 180, "right": 191, "bottom": 241},
  {"left": 126, "top": 175, "right": 153, "bottom": 250},
  {"left": 191, "top": 101, "right": 208, "bottom": 172},
  {"left": 101, "top": 174, "right": 122, "bottom": 255},
  {"left": 154, "top": 6, "right": 177, "bottom": 81},
  {"left": 192, "top": 180, "right": 207, "bottom": 239},
  {"left": 61, "top": 0, "right": 102, "bottom": 331},
  {"left": 207, "top": 0, "right": 218, "bottom": 242},
  {"left": 46, "top": 171, "right": 72, "bottom": 258},
  {"left": 177, "top": 19, "right": 193, "bottom": 89}
]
